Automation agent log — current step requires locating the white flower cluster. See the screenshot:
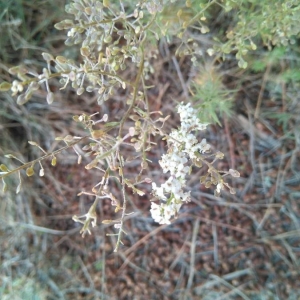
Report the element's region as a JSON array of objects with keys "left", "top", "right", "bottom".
[{"left": 151, "top": 103, "right": 211, "bottom": 224}]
